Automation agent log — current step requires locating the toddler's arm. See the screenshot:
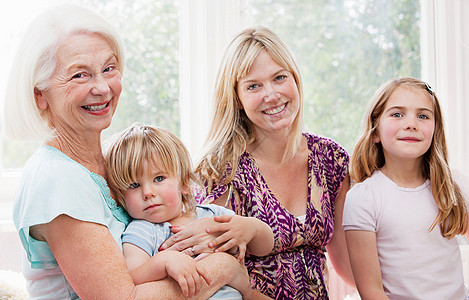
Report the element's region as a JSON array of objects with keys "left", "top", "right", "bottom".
[
  {"left": 123, "top": 243, "right": 210, "bottom": 297},
  {"left": 345, "top": 230, "right": 389, "bottom": 300}
]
